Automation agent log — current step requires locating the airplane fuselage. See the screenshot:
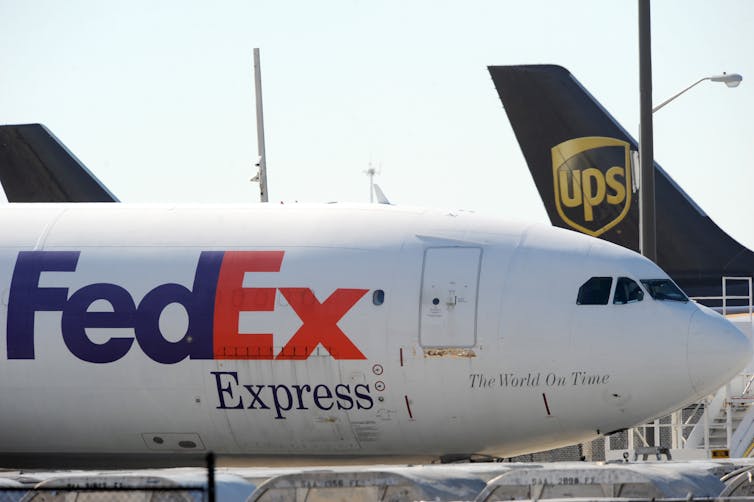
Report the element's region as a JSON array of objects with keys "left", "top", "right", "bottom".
[{"left": 0, "top": 203, "right": 747, "bottom": 466}]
